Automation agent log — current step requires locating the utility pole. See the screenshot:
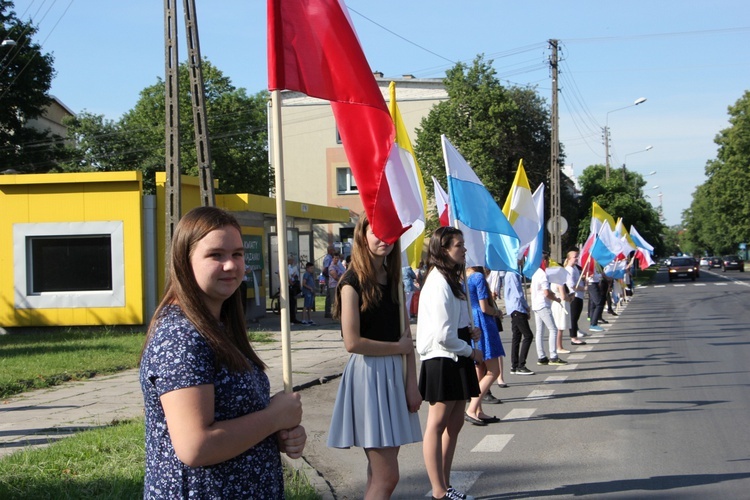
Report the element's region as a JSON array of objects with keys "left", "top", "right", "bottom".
[
  {"left": 603, "top": 125, "right": 611, "bottom": 180},
  {"left": 183, "top": 0, "right": 215, "bottom": 207},
  {"left": 164, "top": 0, "right": 181, "bottom": 249},
  {"left": 163, "top": 0, "right": 216, "bottom": 254},
  {"left": 548, "top": 39, "right": 562, "bottom": 262}
]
